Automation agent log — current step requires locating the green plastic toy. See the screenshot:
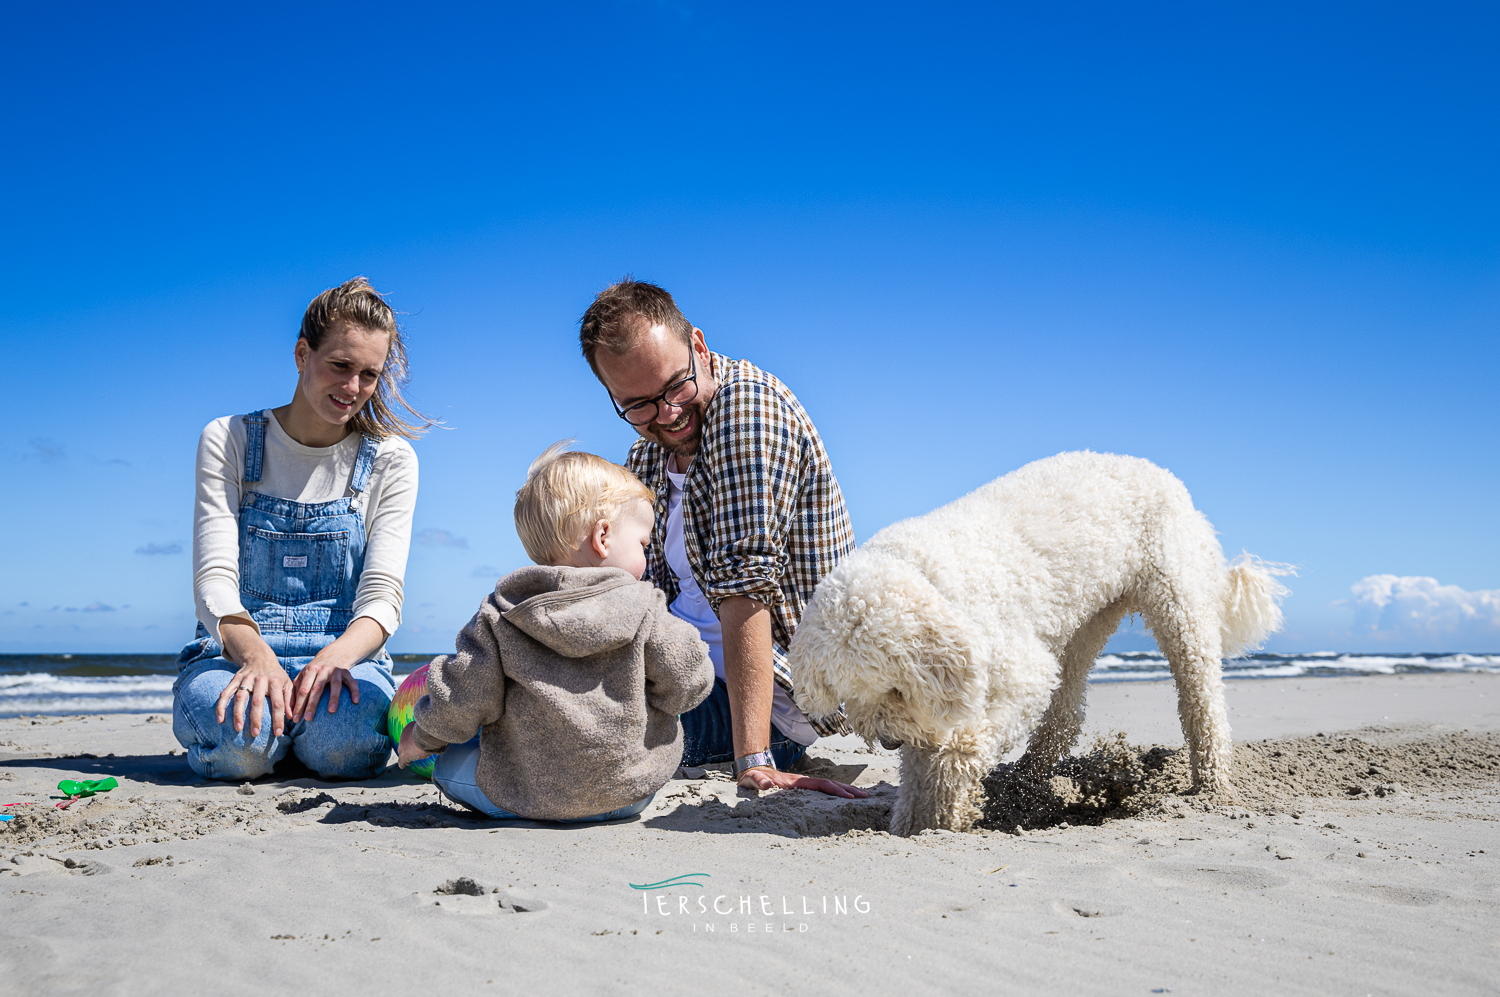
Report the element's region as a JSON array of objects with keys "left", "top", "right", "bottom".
[{"left": 57, "top": 777, "right": 118, "bottom": 799}]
